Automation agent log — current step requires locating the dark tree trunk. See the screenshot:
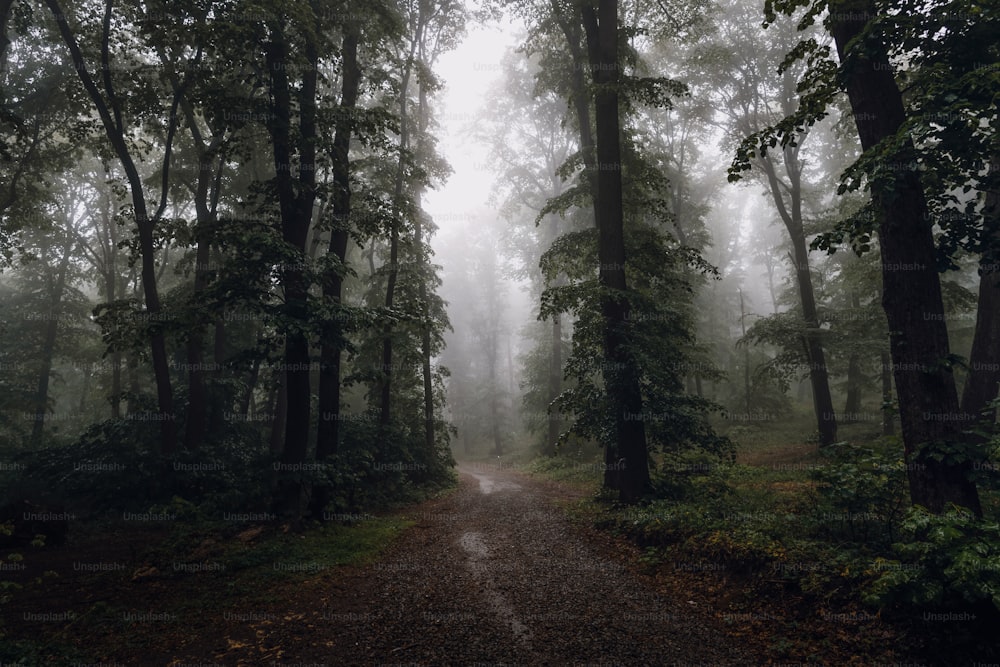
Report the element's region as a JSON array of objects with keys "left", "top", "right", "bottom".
[
  {"left": 960, "top": 158, "right": 1000, "bottom": 427},
  {"left": 417, "top": 237, "right": 436, "bottom": 455},
  {"left": 380, "top": 16, "right": 423, "bottom": 428},
  {"left": 241, "top": 356, "right": 261, "bottom": 419},
  {"left": 881, "top": 348, "right": 895, "bottom": 436},
  {"left": 182, "top": 153, "right": 217, "bottom": 451},
  {"left": 414, "top": 37, "right": 437, "bottom": 462},
  {"left": 30, "top": 232, "right": 74, "bottom": 448},
  {"left": 47, "top": 0, "right": 177, "bottom": 453},
  {"left": 583, "top": 0, "right": 650, "bottom": 503},
  {"left": 546, "top": 313, "right": 562, "bottom": 456},
  {"left": 844, "top": 291, "right": 864, "bottom": 419},
  {"left": 739, "top": 289, "right": 752, "bottom": 416},
  {"left": 761, "top": 155, "right": 837, "bottom": 445},
  {"left": 318, "top": 25, "right": 361, "bottom": 465},
  {"left": 208, "top": 314, "right": 227, "bottom": 437},
  {"left": 265, "top": 20, "right": 320, "bottom": 518},
  {"left": 269, "top": 372, "right": 287, "bottom": 456},
  {"left": 0, "top": 0, "right": 13, "bottom": 67},
  {"left": 829, "top": 0, "right": 981, "bottom": 514}
]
